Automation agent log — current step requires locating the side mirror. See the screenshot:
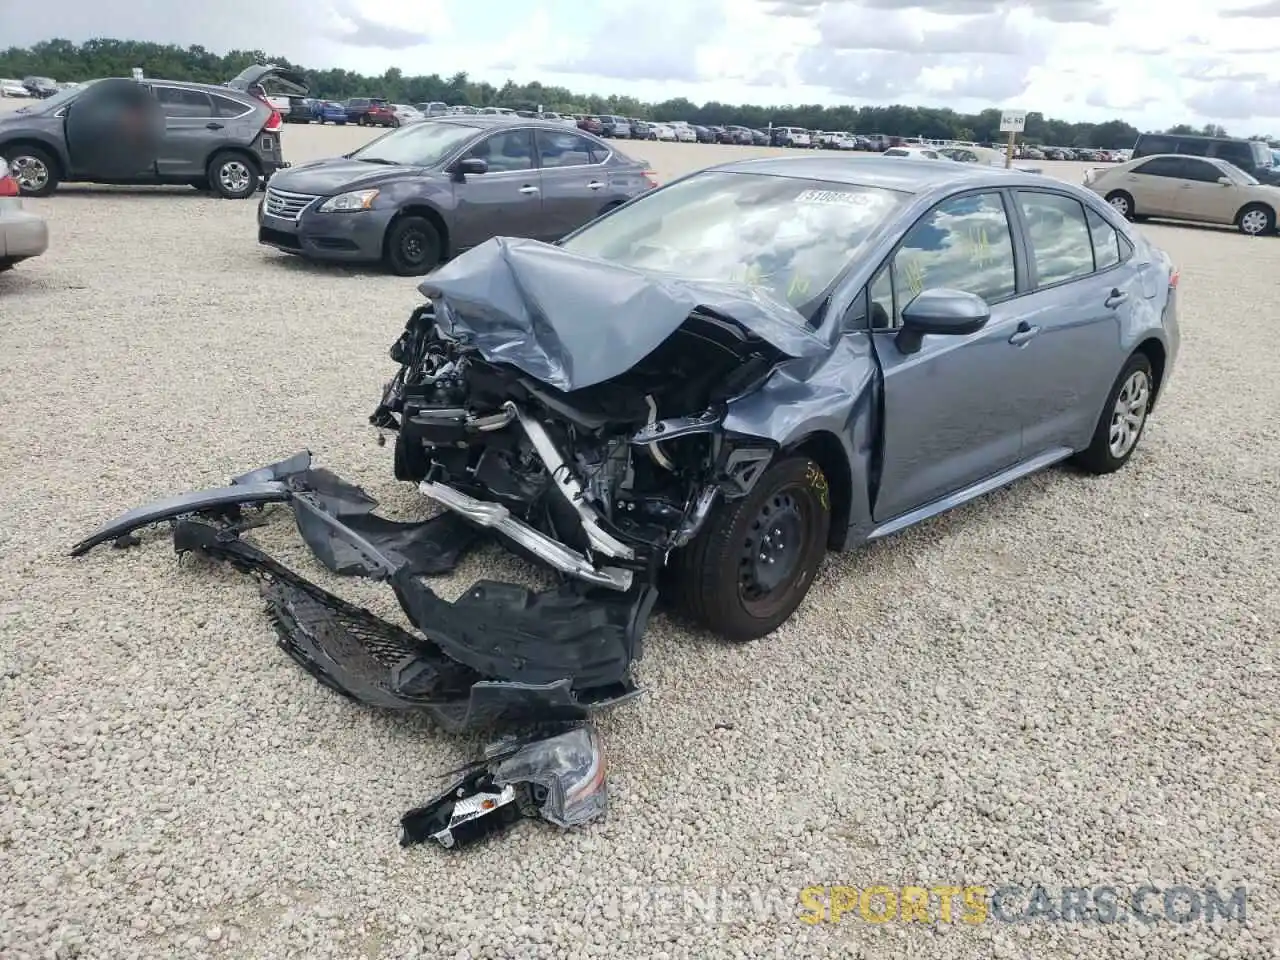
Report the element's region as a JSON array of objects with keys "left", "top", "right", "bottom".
[
  {"left": 453, "top": 157, "right": 488, "bottom": 179},
  {"left": 896, "top": 288, "right": 990, "bottom": 355},
  {"left": 1217, "top": 176, "right": 1233, "bottom": 186}
]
